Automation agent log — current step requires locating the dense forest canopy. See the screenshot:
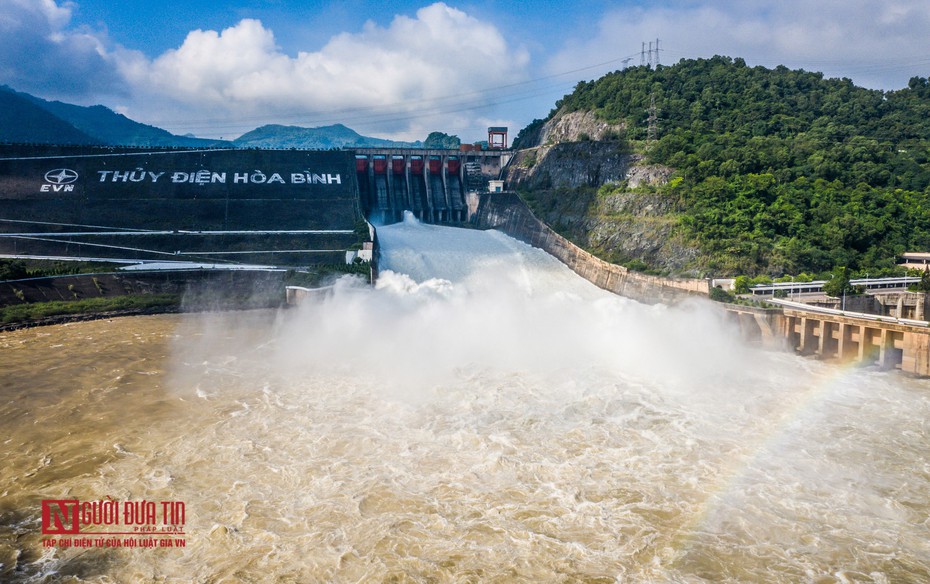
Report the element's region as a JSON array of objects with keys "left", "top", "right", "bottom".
[
  {"left": 423, "top": 131, "right": 462, "bottom": 149},
  {"left": 548, "top": 56, "right": 930, "bottom": 276}
]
